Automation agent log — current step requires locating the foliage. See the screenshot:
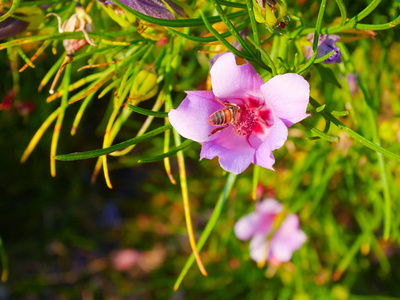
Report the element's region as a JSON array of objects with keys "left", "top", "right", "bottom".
[{"left": 1, "top": 0, "right": 400, "bottom": 298}]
